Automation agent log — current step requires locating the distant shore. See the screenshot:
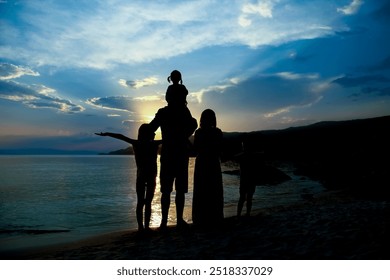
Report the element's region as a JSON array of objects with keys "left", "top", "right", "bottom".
[{"left": 2, "top": 190, "right": 389, "bottom": 260}]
